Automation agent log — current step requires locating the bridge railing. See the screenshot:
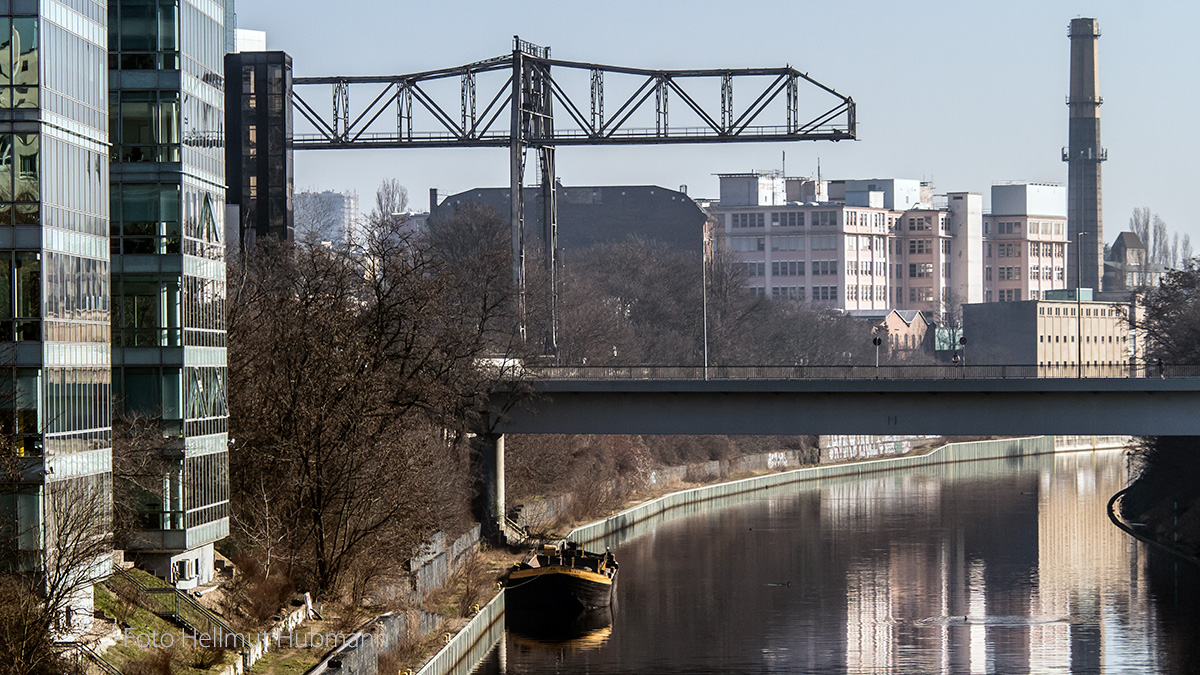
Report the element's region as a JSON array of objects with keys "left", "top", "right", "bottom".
[{"left": 526, "top": 363, "right": 1200, "bottom": 381}]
